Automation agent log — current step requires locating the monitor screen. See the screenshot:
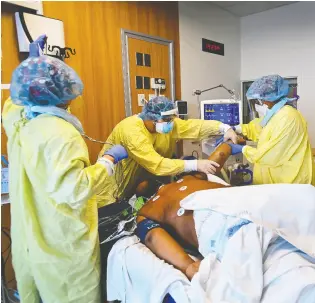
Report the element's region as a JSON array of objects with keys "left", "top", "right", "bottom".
[{"left": 203, "top": 103, "right": 239, "bottom": 125}]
